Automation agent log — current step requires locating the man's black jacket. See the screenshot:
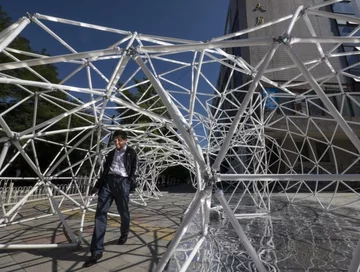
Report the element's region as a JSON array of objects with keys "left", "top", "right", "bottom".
[{"left": 95, "top": 146, "right": 138, "bottom": 189}]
